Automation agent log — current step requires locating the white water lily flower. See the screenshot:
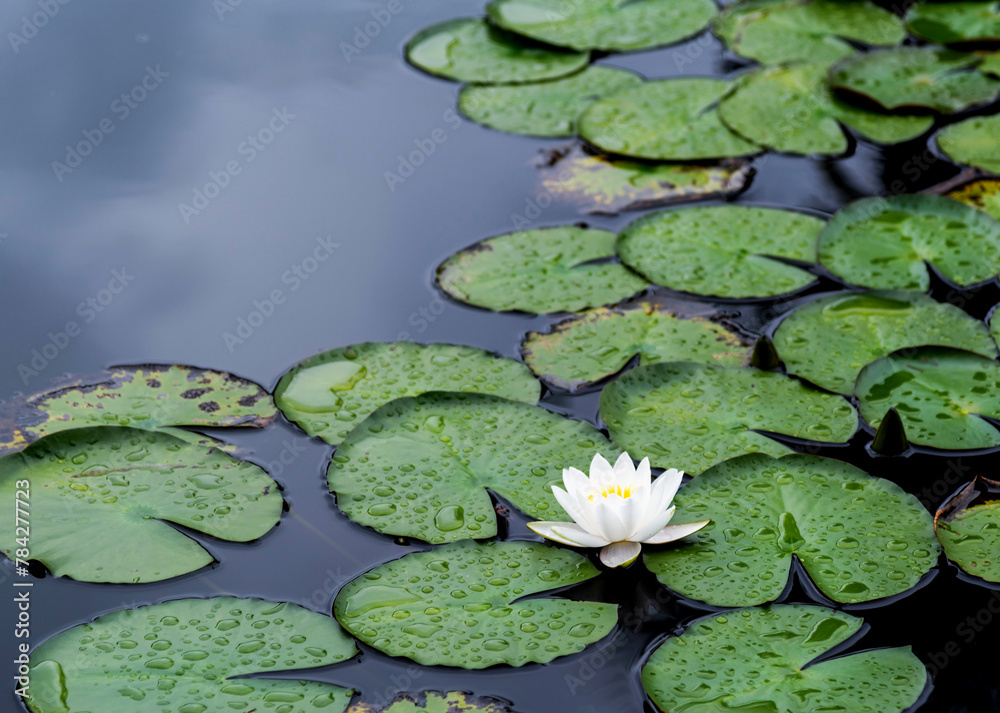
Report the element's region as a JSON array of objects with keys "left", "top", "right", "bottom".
[{"left": 528, "top": 452, "right": 710, "bottom": 568}]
